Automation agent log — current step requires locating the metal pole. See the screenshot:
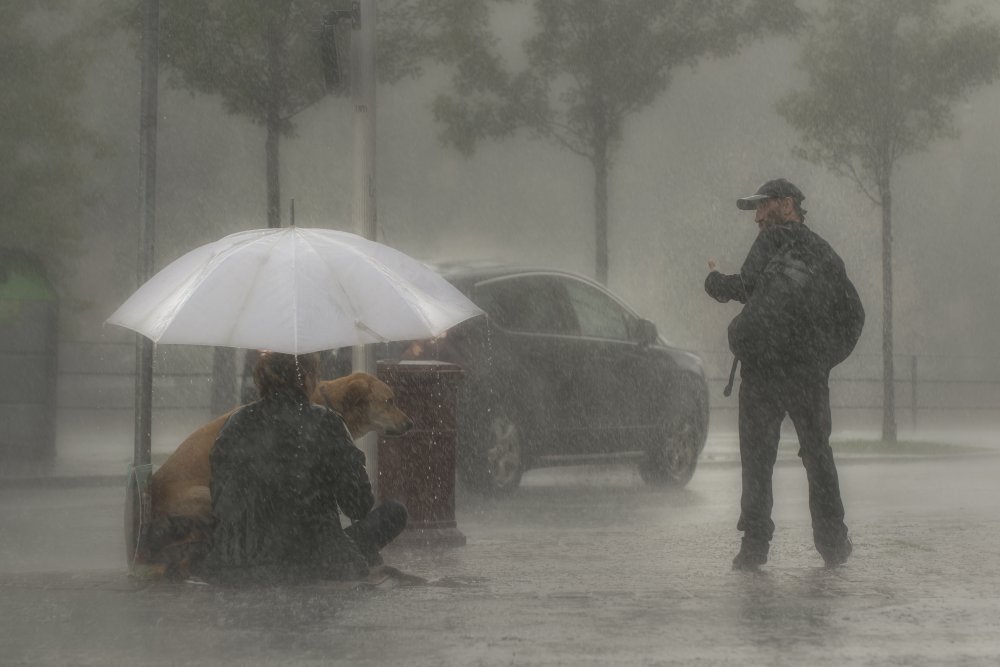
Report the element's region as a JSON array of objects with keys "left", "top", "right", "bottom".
[
  {"left": 125, "top": 0, "right": 159, "bottom": 573},
  {"left": 349, "top": 0, "right": 379, "bottom": 488},
  {"left": 134, "top": 0, "right": 159, "bottom": 467}
]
